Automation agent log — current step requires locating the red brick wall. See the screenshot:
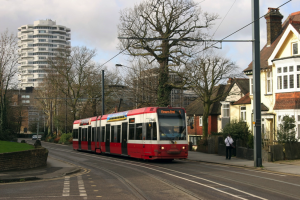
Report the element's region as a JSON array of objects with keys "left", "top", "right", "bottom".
[
  {"left": 274, "top": 92, "right": 300, "bottom": 110},
  {"left": 188, "top": 115, "right": 218, "bottom": 136}
]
